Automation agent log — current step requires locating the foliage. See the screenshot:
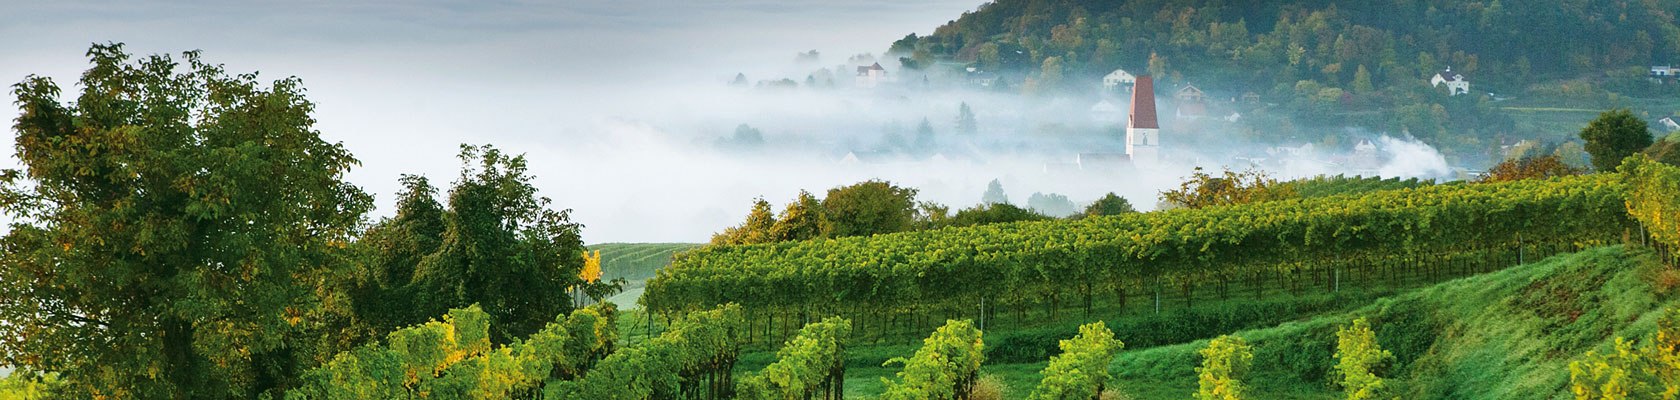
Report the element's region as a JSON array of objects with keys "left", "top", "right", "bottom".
[
  {"left": 287, "top": 302, "right": 617, "bottom": 399},
  {"left": 982, "top": 179, "right": 1009, "bottom": 205},
  {"left": 879, "top": 320, "right": 986, "bottom": 400},
  {"left": 1580, "top": 109, "right": 1655, "bottom": 172},
  {"left": 1027, "top": 192, "right": 1080, "bottom": 217},
  {"left": 409, "top": 144, "right": 587, "bottom": 343},
  {"left": 736, "top": 317, "right": 853, "bottom": 400},
  {"left": 0, "top": 370, "right": 60, "bottom": 400},
  {"left": 1568, "top": 307, "right": 1680, "bottom": 400},
  {"left": 1334, "top": 318, "right": 1393, "bottom": 400},
  {"left": 1276, "top": 175, "right": 1432, "bottom": 199},
  {"left": 1081, "top": 193, "right": 1137, "bottom": 217},
  {"left": 946, "top": 202, "right": 1052, "bottom": 228},
  {"left": 1196, "top": 335, "right": 1254, "bottom": 400},
  {"left": 1480, "top": 154, "right": 1583, "bottom": 183},
  {"left": 1027, "top": 322, "right": 1125, "bottom": 400},
  {"left": 0, "top": 43, "right": 373, "bottom": 398},
  {"left": 821, "top": 180, "right": 919, "bottom": 238},
  {"left": 647, "top": 175, "right": 1630, "bottom": 333},
  {"left": 770, "top": 190, "right": 829, "bottom": 242},
  {"left": 352, "top": 175, "right": 448, "bottom": 340},
  {"left": 1644, "top": 133, "right": 1680, "bottom": 167},
  {"left": 1160, "top": 167, "right": 1297, "bottom": 209},
  {"left": 1621, "top": 154, "right": 1680, "bottom": 261},
  {"left": 957, "top": 102, "right": 978, "bottom": 135},
  {"left": 713, "top": 197, "right": 778, "bottom": 245},
  {"left": 546, "top": 304, "right": 743, "bottom": 400}
]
